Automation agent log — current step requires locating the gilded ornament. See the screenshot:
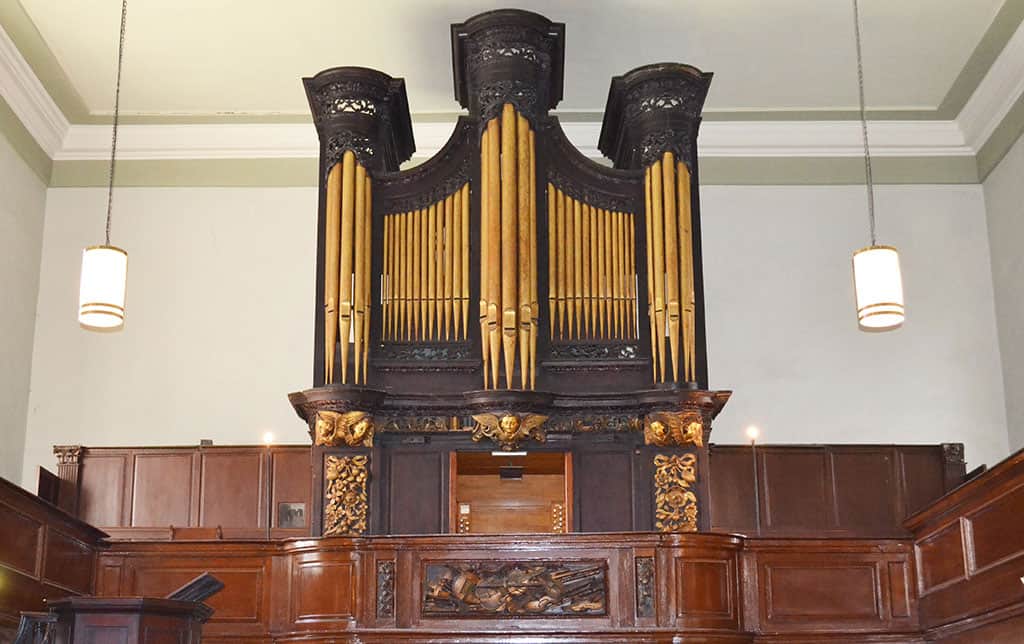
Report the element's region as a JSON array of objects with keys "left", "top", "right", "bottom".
[
  {"left": 654, "top": 453, "right": 698, "bottom": 533},
  {"left": 314, "top": 410, "right": 374, "bottom": 447},
  {"left": 471, "top": 413, "right": 548, "bottom": 450},
  {"left": 323, "top": 455, "right": 369, "bottom": 536},
  {"left": 644, "top": 411, "right": 703, "bottom": 447}
]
